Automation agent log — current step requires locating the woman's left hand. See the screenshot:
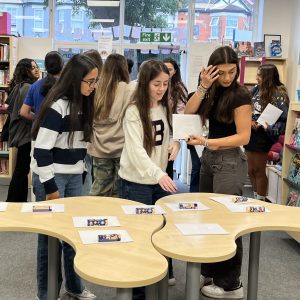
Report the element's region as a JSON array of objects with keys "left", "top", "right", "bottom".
[{"left": 168, "top": 142, "right": 180, "bottom": 161}]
